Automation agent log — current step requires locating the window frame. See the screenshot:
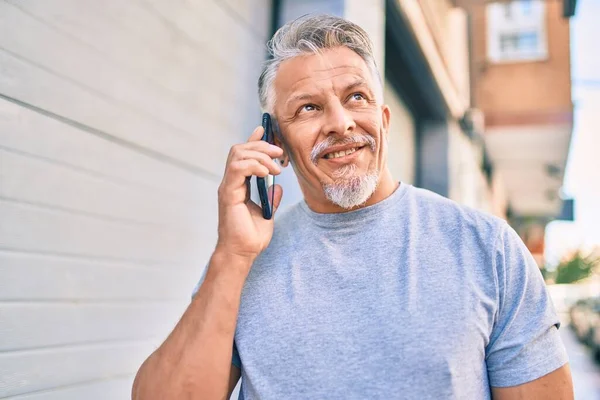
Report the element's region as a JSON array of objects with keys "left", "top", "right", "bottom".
[{"left": 486, "top": 0, "right": 548, "bottom": 63}]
